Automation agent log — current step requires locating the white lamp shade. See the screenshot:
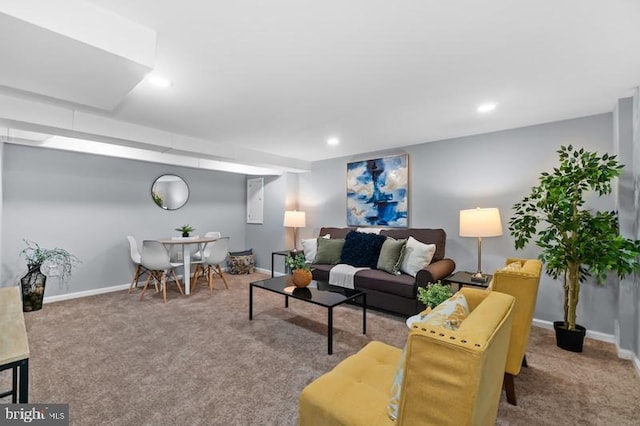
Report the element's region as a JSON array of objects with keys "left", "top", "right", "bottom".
[
  {"left": 283, "top": 210, "right": 306, "bottom": 228},
  {"left": 459, "top": 208, "right": 503, "bottom": 237}
]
